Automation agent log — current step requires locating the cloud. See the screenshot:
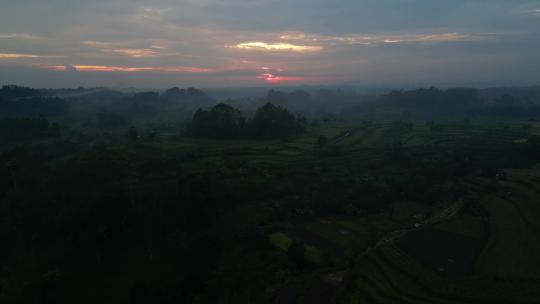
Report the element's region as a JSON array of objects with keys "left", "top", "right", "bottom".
[
  {"left": 280, "top": 31, "right": 489, "bottom": 46},
  {"left": 1, "top": 0, "right": 539, "bottom": 87},
  {"left": 37, "top": 64, "right": 79, "bottom": 72},
  {"left": 228, "top": 30, "right": 491, "bottom": 59},
  {"left": 71, "top": 65, "right": 210, "bottom": 73},
  {"left": 235, "top": 42, "right": 323, "bottom": 52},
  {"left": 38, "top": 64, "right": 68, "bottom": 71},
  {"left": 135, "top": 6, "right": 170, "bottom": 21},
  {"left": 0, "top": 53, "right": 49, "bottom": 59},
  {"left": 107, "top": 48, "right": 159, "bottom": 58},
  {"left": 254, "top": 66, "right": 304, "bottom": 84},
  {"left": 80, "top": 40, "right": 184, "bottom": 59},
  {"left": 0, "top": 33, "right": 41, "bottom": 40},
  {"left": 381, "top": 33, "right": 482, "bottom": 44},
  {"left": 65, "top": 64, "right": 78, "bottom": 72},
  {"left": 82, "top": 41, "right": 164, "bottom": 58}
]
